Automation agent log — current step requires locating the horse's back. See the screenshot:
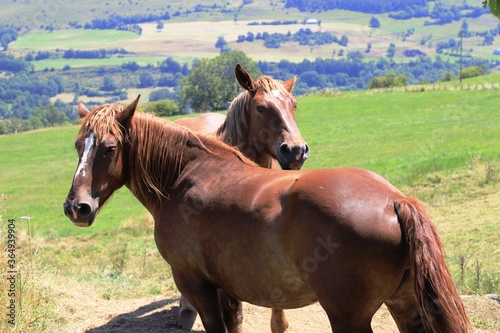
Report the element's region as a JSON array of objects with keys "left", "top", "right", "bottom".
[
  {"left": 174, "top": 113, "right": 226, "bottom": 136},
  {"left": 285, "top": 167, "right": 404, "bottom": 244}
]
